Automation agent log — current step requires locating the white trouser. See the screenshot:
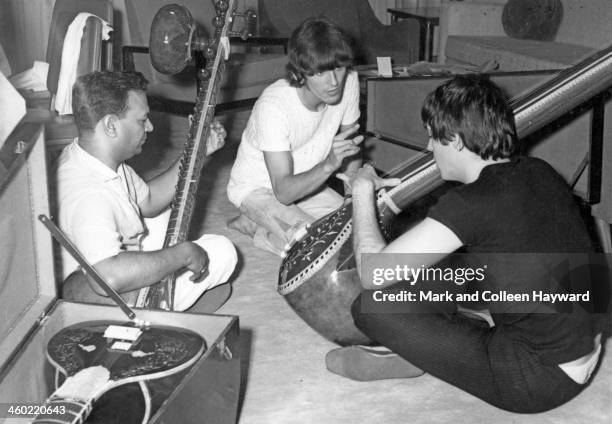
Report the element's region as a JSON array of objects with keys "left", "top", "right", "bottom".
[
  {"left": 142, "top": 209, "right": 237, "bottom": 311},
  {"left": 239, "top": 186, "right": 344, "bottom": 256}
]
